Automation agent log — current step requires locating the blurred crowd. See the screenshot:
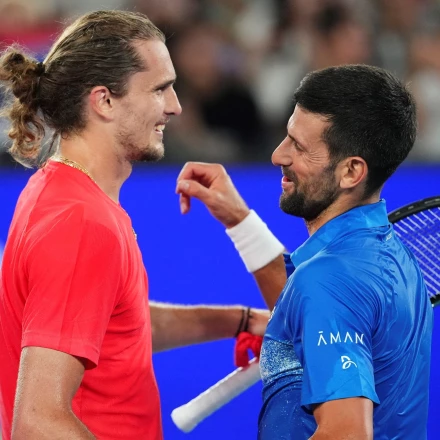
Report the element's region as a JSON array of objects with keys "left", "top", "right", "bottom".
[{"left": 1, "top": 0, "right": 440, "bottom": 165}]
